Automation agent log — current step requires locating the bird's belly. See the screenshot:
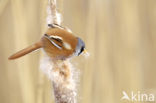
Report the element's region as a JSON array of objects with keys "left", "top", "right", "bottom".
[{"left": 43, "top": 47, "right": 74, "bottom": 60}]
